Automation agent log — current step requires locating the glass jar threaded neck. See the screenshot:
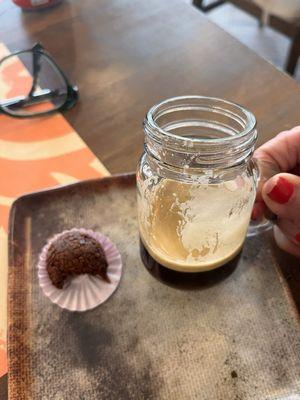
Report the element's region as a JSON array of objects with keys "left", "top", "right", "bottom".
[{"left": 143, "top": 96, "right": 257, "bottom": 170}]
